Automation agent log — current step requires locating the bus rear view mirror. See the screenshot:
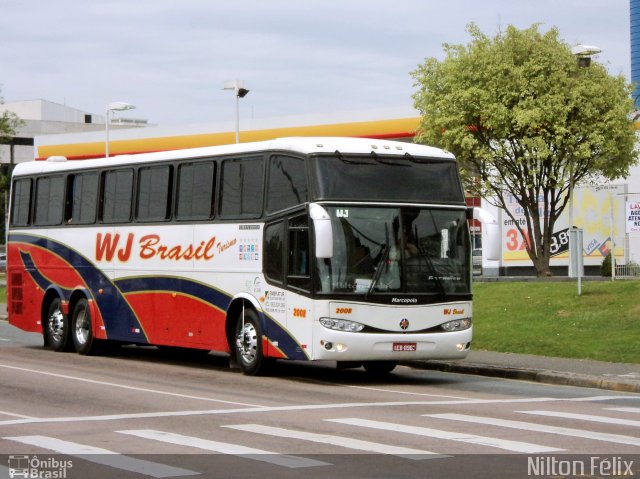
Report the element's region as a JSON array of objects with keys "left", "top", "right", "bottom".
[
  {"left": 471, "top": 207, "right": 501, "bottom": 261},
  {"left": 309, "top": 203, "right": 334, "bottom": 259}
]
